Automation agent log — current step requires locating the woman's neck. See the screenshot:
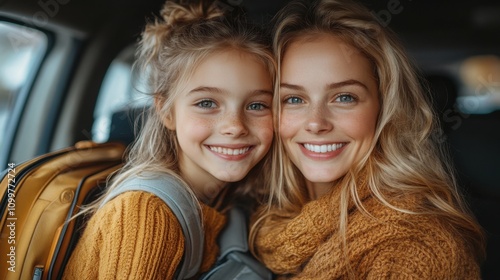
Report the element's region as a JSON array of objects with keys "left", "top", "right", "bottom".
[{"left": 305, "top": 181, "right": 334, "bottom": 200}]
